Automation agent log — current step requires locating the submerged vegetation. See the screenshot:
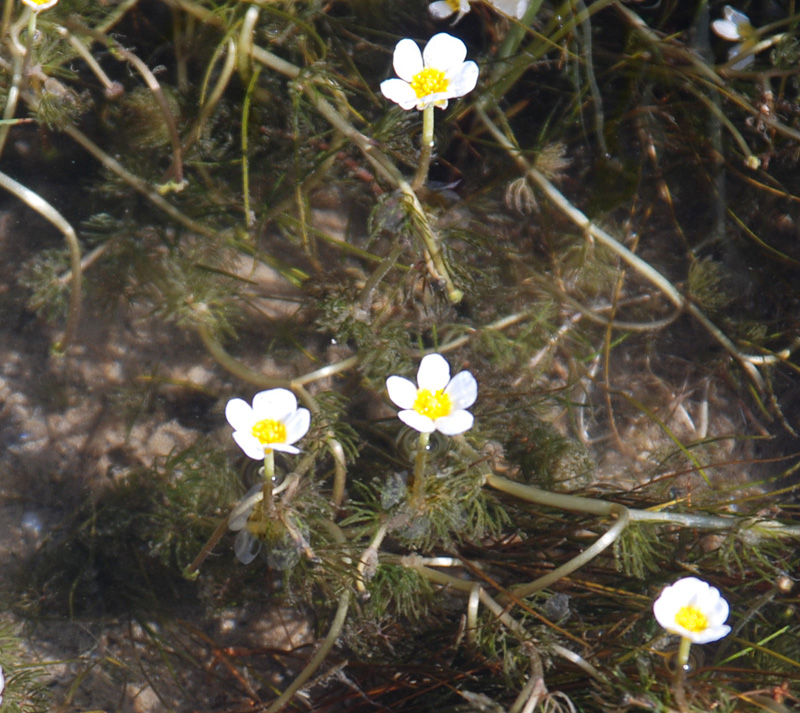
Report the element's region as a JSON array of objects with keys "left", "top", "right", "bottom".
[{"left": 2, "top": 0, "right": 800, "bottom": 710}]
